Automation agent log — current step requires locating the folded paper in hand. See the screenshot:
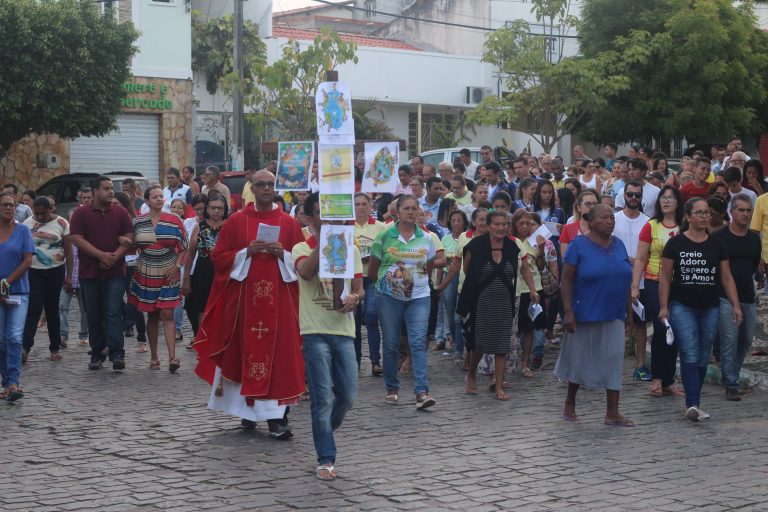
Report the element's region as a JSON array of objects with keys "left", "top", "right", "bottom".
[
  {"left": 526, "top": 224, "right": 551, "bottom": 248},
  {"left": 256, "top": 223, "right": 280, "bottom": 243},
  {"left": 632, "top": 300, "right": 645, "bottom": 321},
  {"left": 664, "top": 319, "right": 674, "bottom": 346},
  {"left": 528, "top": 302, "right": 543, "bottom": 321}
]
